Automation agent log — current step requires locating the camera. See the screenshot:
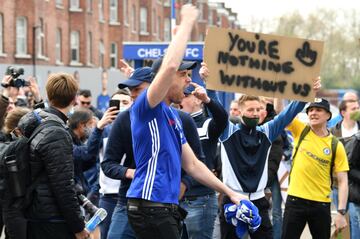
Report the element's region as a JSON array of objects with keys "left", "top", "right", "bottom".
[{"left": 5, "top": 66, "right": 30, "bottom": 88}]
